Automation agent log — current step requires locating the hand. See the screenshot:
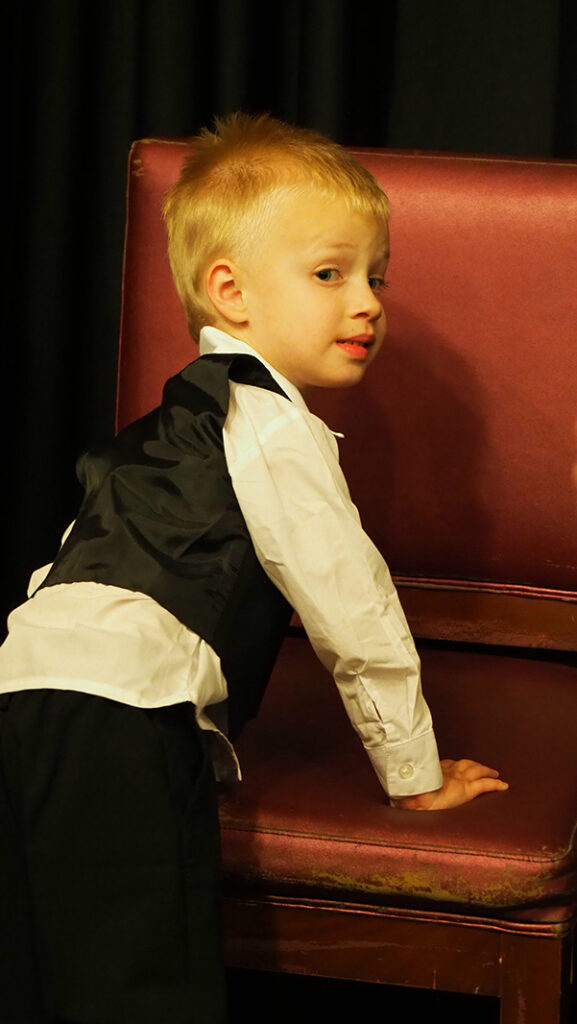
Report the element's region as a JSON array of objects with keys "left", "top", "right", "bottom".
[{"left": 391, "top": 758, "right": 509, "bottom": 811}]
